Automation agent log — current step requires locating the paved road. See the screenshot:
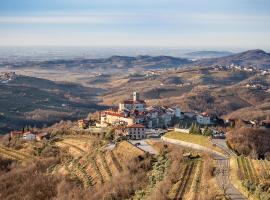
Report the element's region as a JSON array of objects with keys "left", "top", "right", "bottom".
[
  {"left": 105, "top": 140, "right": 158, "bottom": 155},
  {"left": 129, "top": 140, "right": 158, "bottom": 155},
  {"left": 212, "top": 139, "right": 237, "bottom": 157},
  {"left": 162, "top": 137, "right": 247, "bottom": 200}
]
